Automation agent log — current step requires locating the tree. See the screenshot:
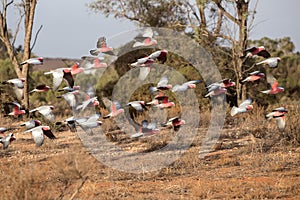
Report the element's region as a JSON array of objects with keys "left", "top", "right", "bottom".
[
  {"left": 0, "top": 0, "right": 41, "bottom": 109},
  {"left": 88, "top": 0, "right": 258, "bottom": 104}
]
